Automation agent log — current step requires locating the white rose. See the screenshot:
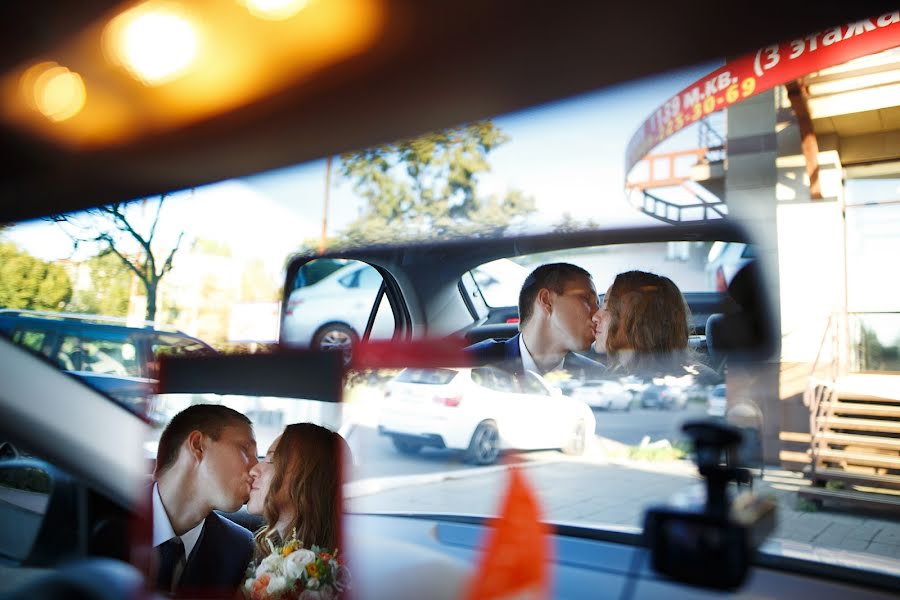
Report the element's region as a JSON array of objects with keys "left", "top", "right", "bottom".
[
  {"left": 283, "top": 548, "right": 317, "bottom": 579},
  {"left": 306, "top": 577, "right": 320, "bottom": 590},
  {"left": 266, "top": 575, "right": 288, "bottom": 595},
  {"left": 256, "top": 554, "right": 284, "bottom": 577}
]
